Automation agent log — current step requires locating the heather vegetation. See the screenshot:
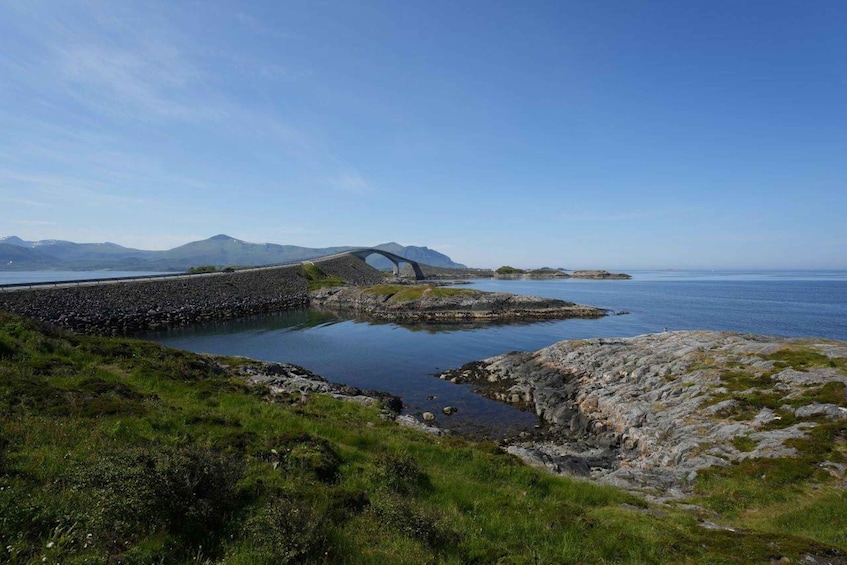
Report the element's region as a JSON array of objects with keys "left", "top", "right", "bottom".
[{"left": 1, "top": 313, "right": 845, "bottom": 563}]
